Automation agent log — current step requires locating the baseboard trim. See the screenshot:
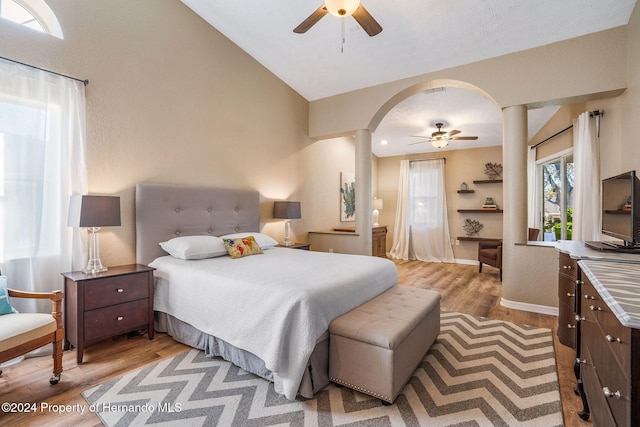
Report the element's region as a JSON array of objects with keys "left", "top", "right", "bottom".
[
  {"left": 500, "top": 297, "right": 559, "bottom": 316},
  {"left": 454, "top": 258, "right": 478, "bottom": 266}
]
